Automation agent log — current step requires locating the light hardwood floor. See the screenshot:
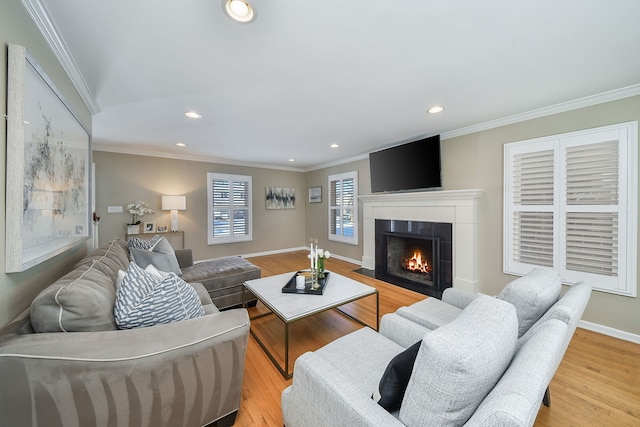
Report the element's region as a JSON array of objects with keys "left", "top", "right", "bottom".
[{"left": 233, "top": 251, "right": 640, "bottom": 426}]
